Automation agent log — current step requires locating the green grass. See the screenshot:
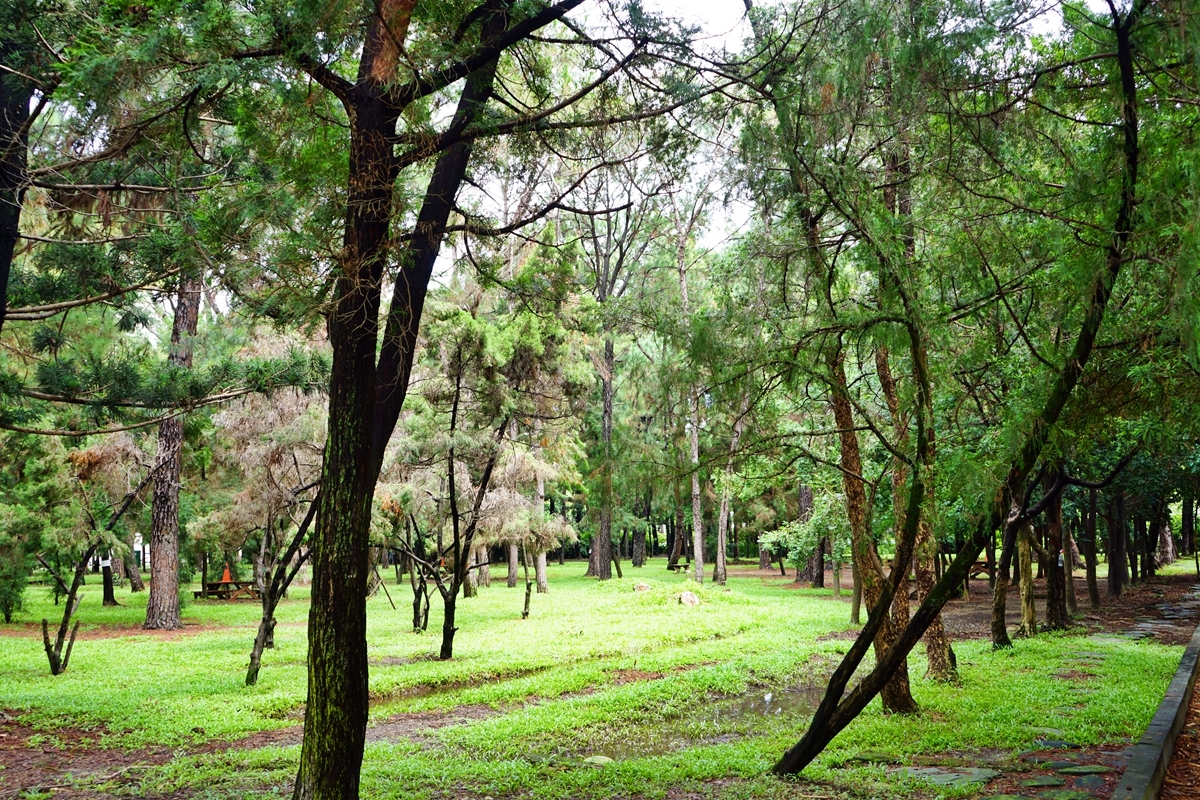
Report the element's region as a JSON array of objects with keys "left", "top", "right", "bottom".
[{"left": 0, "top": 557, "right": 1185, "bottom": 799}]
